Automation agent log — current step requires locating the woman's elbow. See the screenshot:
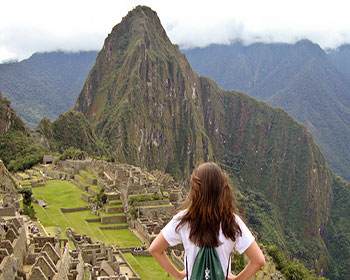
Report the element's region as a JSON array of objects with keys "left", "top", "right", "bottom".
[
  {"left": 148, "top": 243, "right": 157, "bottom": 256},
  {"left": 254, "top": 254, "right": 265, "bottom": 268},
  {"left": 149, "top": 241, "right": 164, "bottom": 257}
]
